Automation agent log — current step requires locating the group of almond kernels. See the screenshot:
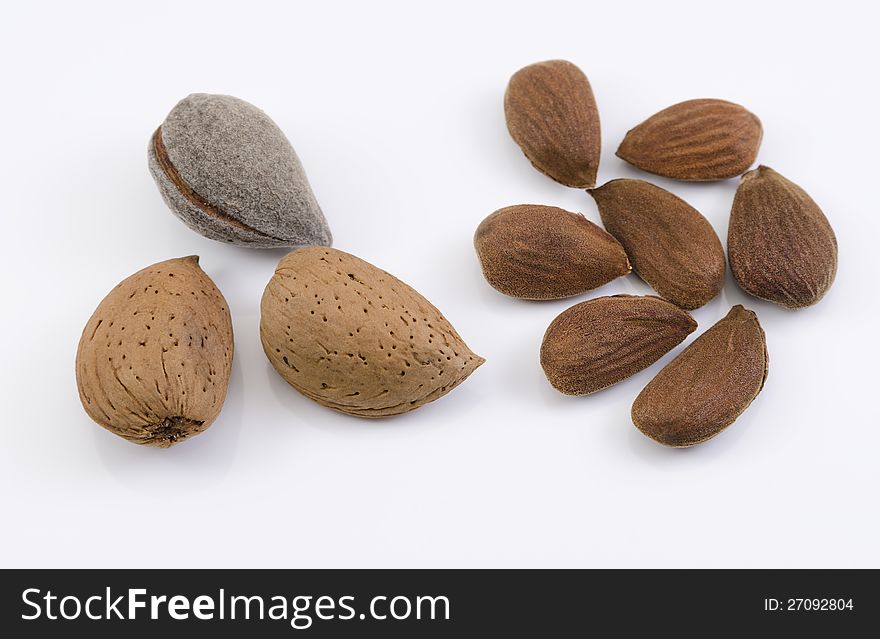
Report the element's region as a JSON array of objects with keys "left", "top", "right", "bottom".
[
  {"left": 474, "top": 59, "right": 837, "bottom": 447},
  {"left": 74, "top": 61, "right": 836, "bottom": 451}
]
